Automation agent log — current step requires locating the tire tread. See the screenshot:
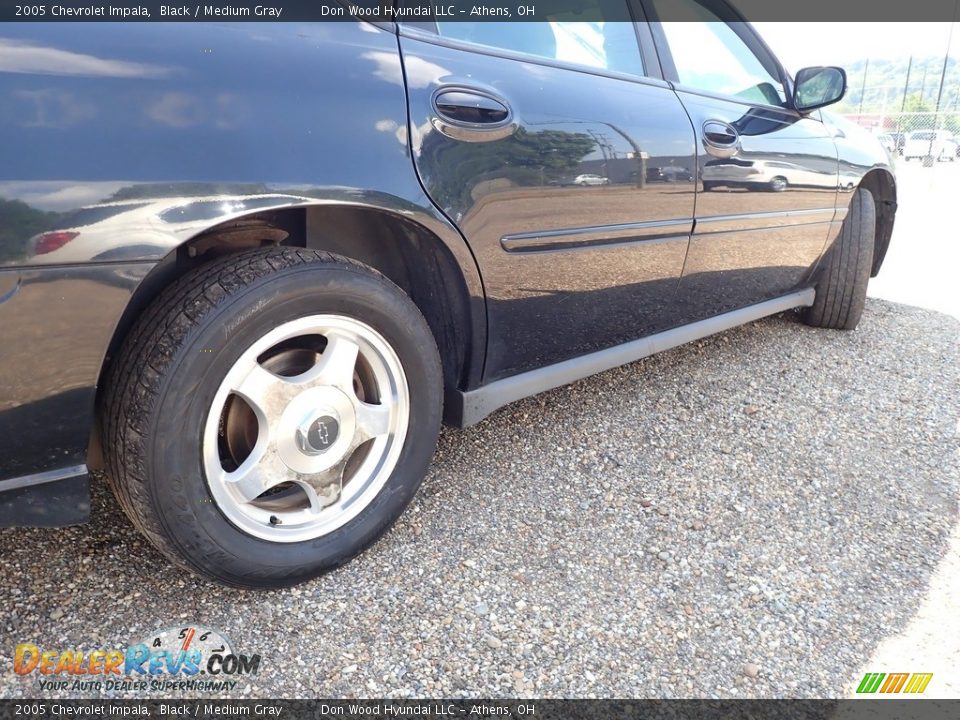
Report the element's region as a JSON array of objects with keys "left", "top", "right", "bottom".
[
  {"left": 102, "top": 247, "right": 439, "bottom": 586},
  {"left": 803, "top": 188, "right": 876, "bottom": 330}
]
